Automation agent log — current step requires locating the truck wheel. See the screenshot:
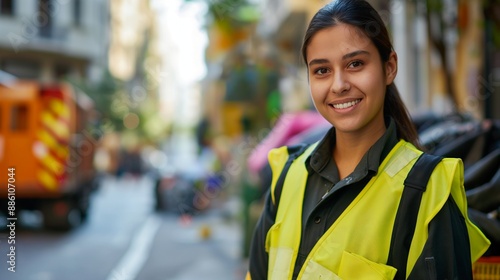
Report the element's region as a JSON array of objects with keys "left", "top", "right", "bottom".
[{"left": 42, "top": 200, "right": 82, "bottom": 231}]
